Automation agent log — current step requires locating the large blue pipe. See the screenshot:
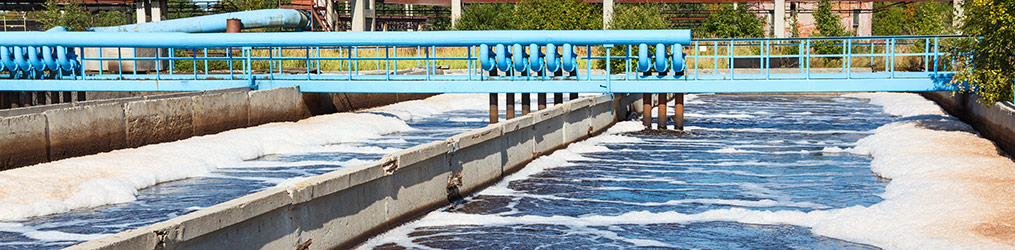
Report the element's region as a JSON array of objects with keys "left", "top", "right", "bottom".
[
  {"left": 88, "top": 9, "right": 310, "bottom": 33},
  {"left": 0, "top": 30, "right": 691, "bottom": 48}
]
